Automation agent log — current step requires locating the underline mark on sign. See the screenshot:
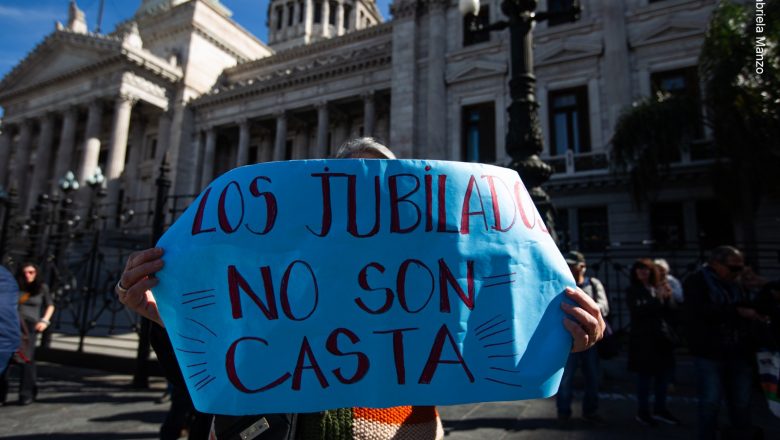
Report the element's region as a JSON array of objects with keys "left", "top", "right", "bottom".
[
  {"left": 189, "top": 369, "right": 207, "bottom": 379},
  {"left": 474, "top": 315, "right": 502, "bottom": 333},
  {"left": 483, "top": 339, "right": 514, "bottom": 349},
  {"left": 477, "top": 327, "right": 511, "bottom": 341},
  {"left": 192, "top": 302, "right": 216, "bottom": 310},
  {"left": 186, "top": 318, "right": 218, "bottom": 337},
  {"left": 182, "top": 288, "right": 216, "bottom": 296},
  {"left": 176, "top": 348, "right": 206, "bottom": 354},
  {"left": 187, "top": 362, "right": 207, "bottom": 368},
  {"left": 178, "top": 332, "right": 206, "bottom": 344},
  {"left": 475, "top": 319, "right": 508, "bottom": 337},
  {"left": 489, "top": 366, "right": 523, "bottom": 374},
  {"left": 481, "top": 272, "right": 516, "bottom": 288},
  {"left": 195, "top": 375, "right": 216, "bottom": 391},
  {"left": 484, "top": 377, "right": 523, "bottom": 387},
  {"left": 182, "top": 294, "right": 216, "bottom": 305}
]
